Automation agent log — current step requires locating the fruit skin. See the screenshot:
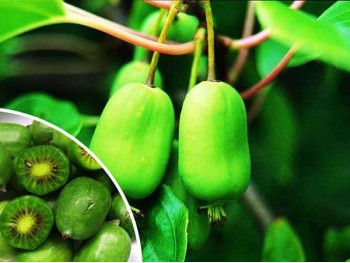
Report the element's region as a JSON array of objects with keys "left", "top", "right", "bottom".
[
  {"left": 323, "top": 226, "right": 350, "bottom": 262},
  {"left": 16, "top": 233, "right": 74, "bottom": 262},
  {"left": 0, "top": 200, "right": 18, "bottom": 262},
  {"left": 29, "top": 121, "right": 71, "bottom": 152},
  {"left": 109, "top": 61, "right": 163, "bottom": 98},
  {"left": 0, "top": 123, "right": 31, "bottom": 158},
  {"left": 74, "top": 221, "right": 131, "bottom": 262},
  {"left": 0, "top": 143, "right": 14, "bottom": 191},
  {"left": 179, "top": 81, "right": 251, "bottom": 202},
  {"left": 90, "top": 82, "right": 175, "bottom": 199},
  {"left": 262, "top": 218, "right": 305, "bottom": 262},
  {"left": 15, "top": 145, "right": 71, "bottom": 195},
  {"left": 55, "top": 176, "right": 112, "bottom": 240},
  {"left": 0, "top": 195, "right": 54, "bottom": 250},
  {"left": 107, "top": 194, "right": 135, "bottom": 239},
  {"left": 164, "top": 141, "right": 211, "bottom": 254}
]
